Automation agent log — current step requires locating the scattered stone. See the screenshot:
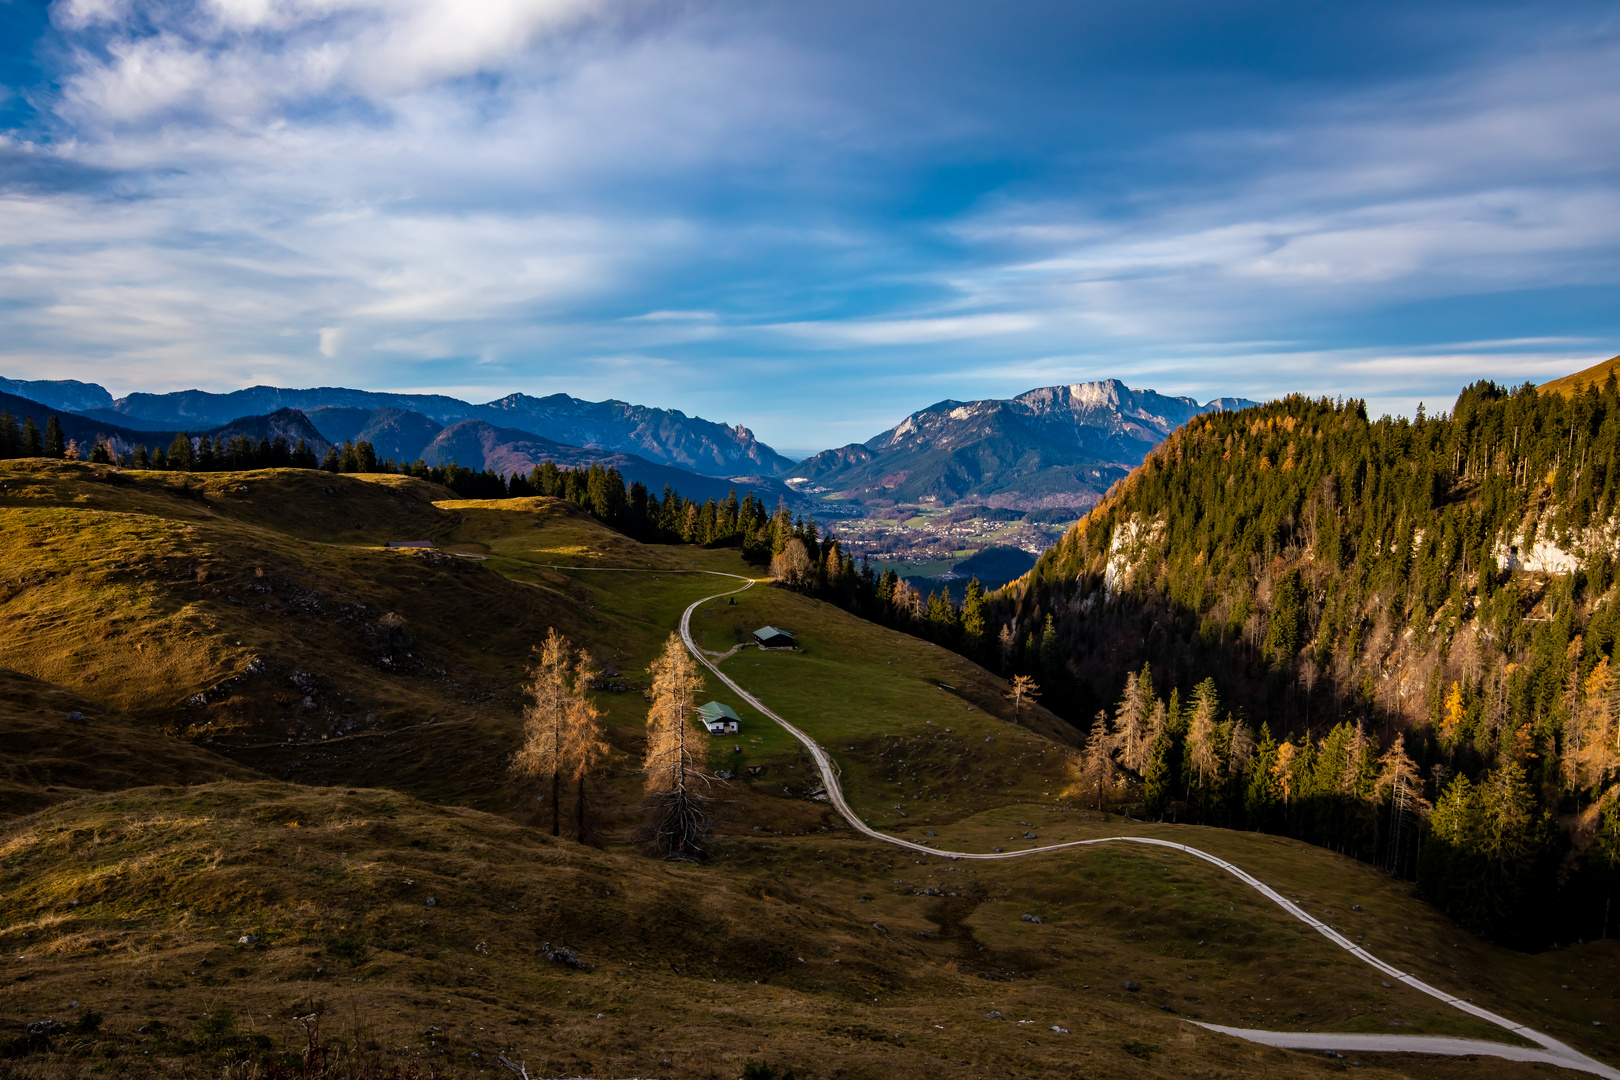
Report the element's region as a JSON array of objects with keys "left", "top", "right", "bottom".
[
  {"left": 26, "top": 1021, "right": 66, "bottom": 1037},
  {"left": 1051, "top": 1025, "right": 1069, "bottom": 1034},
  {"left": 987, "top": 1011, "right": 1002, "bottom": 1019},
  {"left": 1352, "top": 904, "right": 1362, "bottom": 911},
  {"left": 1381, "top": 981, "right": 1391, "bottom": 988},
  {"left": 1023, "top": 831, "right": 1037, "bottom": 839},
  {"left": 1021, "top": 914, "right": 1042, "bottom": 924},
  {"left": 1123, "top": 980, "right": 1140, "bottom": 992},
  {"left": 924, "top": 829, "right": 936, "bottom": 837},
  {"left": 543, "top": 942, "right": 583, "bottom": 969},
  {"left": 424, "top": 897, "right": 437, "bottom": 907},
  {"left": 238, "top": 934, "right": 259, "bottom": 945},
  {"left": 992, "top": 846, "right": 1004, "bottom": 853},
  {"left": 66, "top": 711, "right": 85, "bottom": 722},
  {"left": 871, "top": 922, "right": 887, "bottom": 933}
]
